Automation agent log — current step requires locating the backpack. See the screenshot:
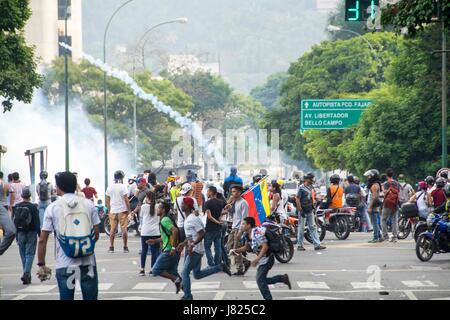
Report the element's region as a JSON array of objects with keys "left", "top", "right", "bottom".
[
  {"left": 13, "top": 206, "right": 33, "bottom": 232},
  {"left": 264, "top": 227, "right": 284, "bottom": 254},
  {"left": 56, "top": 197, "right": 96, "bottom": 258},
  {"left": 299, "top": 185, "right": 314, "bottom": 212},
  {"left": 159, "top": 214, "right": 179, "bottom": 250},
  {"left": 39, "top": 182, "right": 50, "bottom": 202},
  {"left": 345, "top": 193, "right": 361, "bottom": 207},
  {"left": 383, "top": 182, "right": 400, "bottom": 209}
]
